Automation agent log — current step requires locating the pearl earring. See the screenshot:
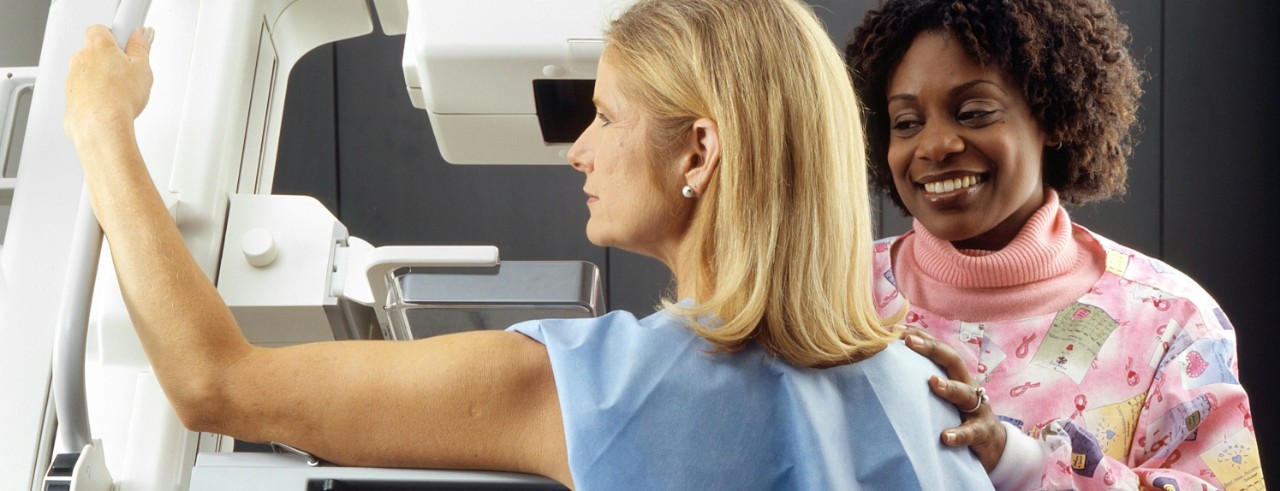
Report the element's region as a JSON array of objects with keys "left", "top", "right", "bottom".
[{"left": 681, "top": 185, "right": 696, "bottom": 198}]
